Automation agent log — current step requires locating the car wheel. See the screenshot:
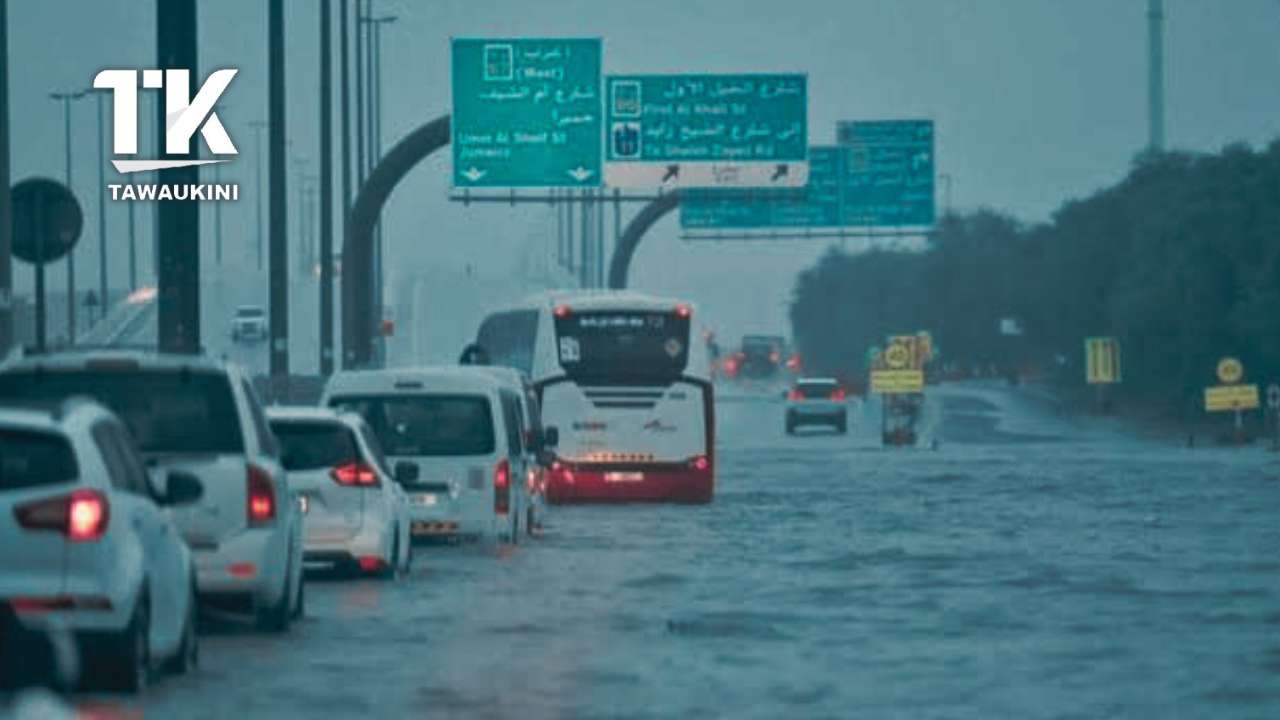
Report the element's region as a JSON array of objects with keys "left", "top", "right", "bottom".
[
  {"left": 785, "top": 414, "right": 796, "bottom": 435},
  {"left": 103, "top": 590, "right": 150, "bottom": 693},
  {"left": 290, "top": 572, "right": 306, "bottom": 620},
  {"left": 526, "top": 506, "right": 537, "bottom": 538},
  {"left": 378, "top": 534, "right": 400, "bottom": 580},
  {"left": 836, "top": 415, "right": 848, "bottom": 434},
  {"left": 257, "top": 558, "right": 294, "bottom": 633},
  {"left": 165, "top": 579, "right": 199, "bottom": 675},
  {"left": 398, "top": 530, "right": 413, "bottom": 576}
]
